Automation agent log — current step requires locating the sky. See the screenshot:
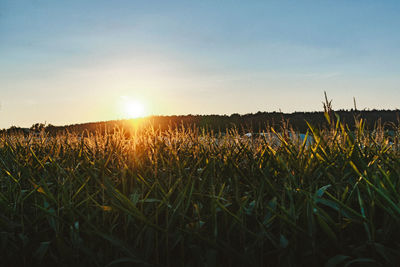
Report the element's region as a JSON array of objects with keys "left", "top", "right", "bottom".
[{"left": 1, "top": 0, "right": 400, "bottom": 128}]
